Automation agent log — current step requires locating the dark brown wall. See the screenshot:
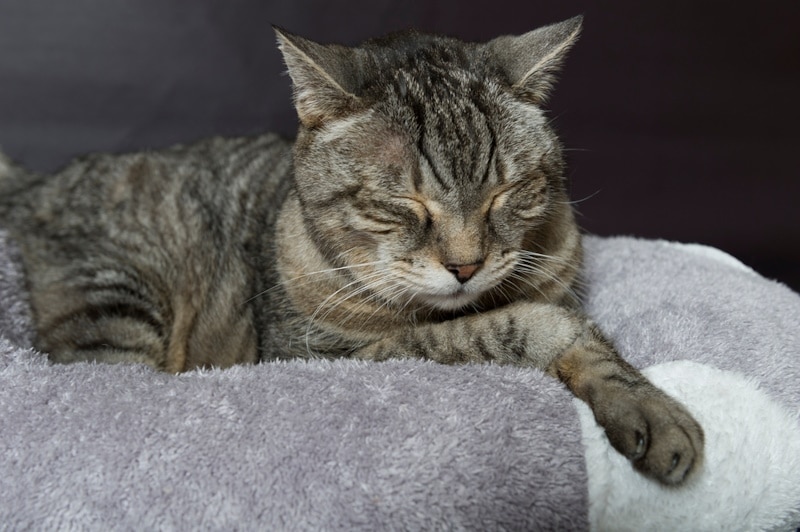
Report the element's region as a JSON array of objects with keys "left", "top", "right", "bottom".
[{"left": 1, "top": 0, "right": 798, "bottom": 289}]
